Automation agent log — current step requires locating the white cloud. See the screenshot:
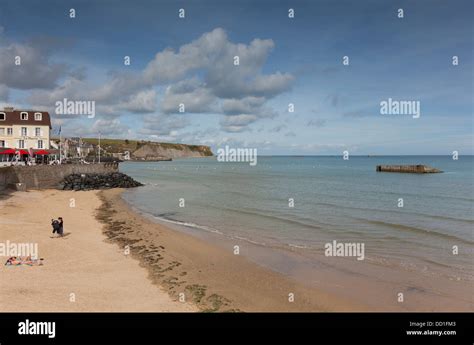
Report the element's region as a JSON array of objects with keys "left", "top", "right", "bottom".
[
  {"left": 0, "top": 38, "right": 67, "bottom": 90},
  {"left": 221, "top": 97, "right": 266, "bottom": 115},
  {"left": 142, "top": 28, "right": 229, "bottom": 84},
  {"left": 138, "top": 114, "right": 189, "bottom": 137},
  {"left": 91, "top": 119, "right": 130, "bottom": 136},
  {"left": 220, "top": 114, "right": 258, "bottom": 132},
  {"left": 162, "top": 80, "right": 216, "bottom": 114},
  {"left": 8, "top": 27, "right": 294, "bottom": 134},
  {"left": 119, "top": 89, "right": 157, "bottom": 113}
]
